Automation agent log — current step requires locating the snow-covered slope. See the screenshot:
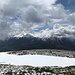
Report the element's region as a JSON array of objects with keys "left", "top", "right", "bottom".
[{"left": 0, "top": 52, "right": 75, "bottom": 67}]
